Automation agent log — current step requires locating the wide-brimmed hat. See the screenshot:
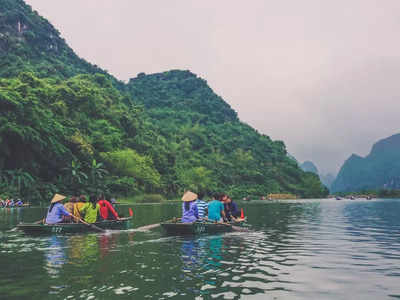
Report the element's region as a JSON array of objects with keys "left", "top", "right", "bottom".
[
  {"left": 182, "top": 191, "right": 198, "bottom": 202},
  {"left": 51, "top": 194, "right": 66, "bottom": 204}
]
